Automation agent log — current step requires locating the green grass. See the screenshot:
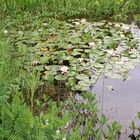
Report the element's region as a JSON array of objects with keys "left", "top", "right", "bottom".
[{"left": 0, "top": 0, "right": 140, "bottom": 21}]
